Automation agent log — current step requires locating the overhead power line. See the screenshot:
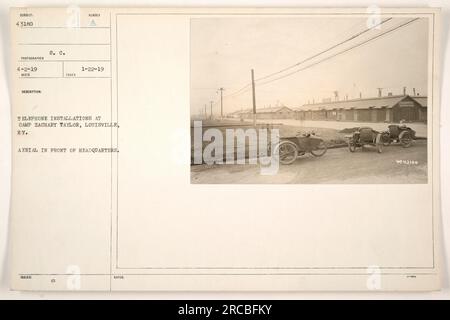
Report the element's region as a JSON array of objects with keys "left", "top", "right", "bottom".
[
  {"left": 257, "top": 18, "right": 420, "bottom": 87},
  {"left": 254, "top": 17, "right": 393, "bottom": 82},
  {"left": 224, "top": 17, "right": 393, "bottom": 99},
  {"left": 219, "top": 17, "right": 420, "bottom": 109},
  {"left": 224, "top": 83, "right": 251, "bottom": 98}
]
